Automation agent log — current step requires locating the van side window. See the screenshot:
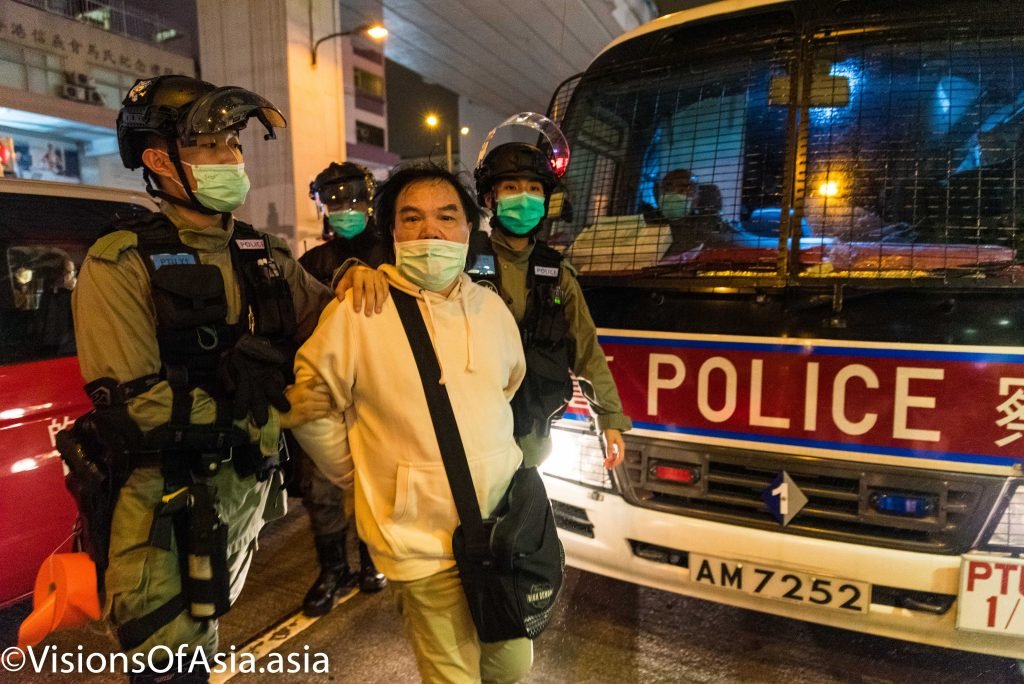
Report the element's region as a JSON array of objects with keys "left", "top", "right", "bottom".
[
  {"left": 0, "top": 192, "right": 148, "bottom": 366},
  {"left": 0, "top": 245, "right": 80, "bottom": 362}
]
